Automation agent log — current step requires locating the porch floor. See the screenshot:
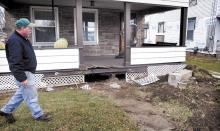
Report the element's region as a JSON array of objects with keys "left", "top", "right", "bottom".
[{"left": 84, "top": 55, "right": 124, "bottom": 68}]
